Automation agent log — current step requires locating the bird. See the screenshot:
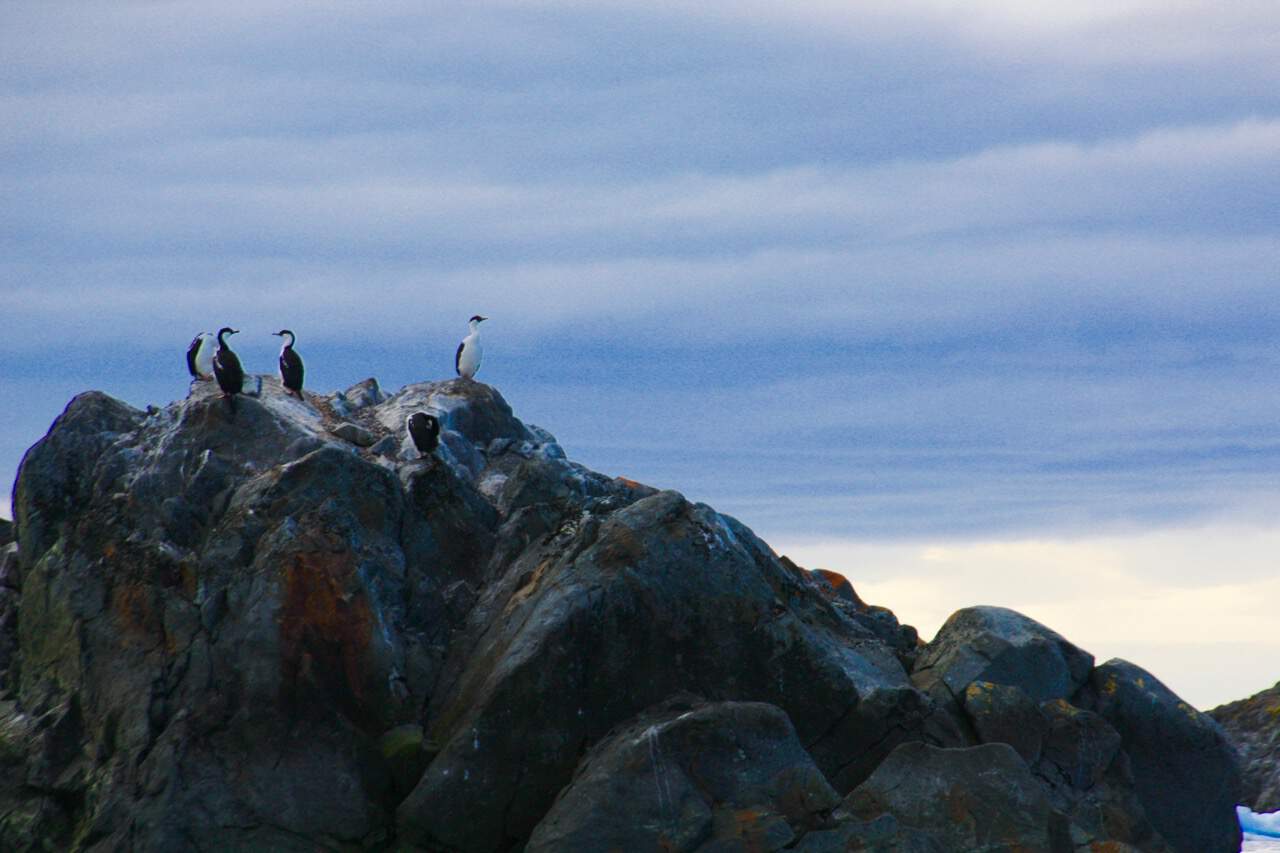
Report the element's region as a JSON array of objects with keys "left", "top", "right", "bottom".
[
  {"left": 212, "top": 327, "right": 245, "bottom": 412},
  {"left": 186, "top": 332, "right": 215, "bottom": 381},
  {"left": 406, "top": 412, "right": 440, "bottom": 456},
  {"left": 273, "top": 329, "right": 304, "bottom": 397},
  {"left": 455, "top": 315, "right": 487, "bottom": 380}
]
